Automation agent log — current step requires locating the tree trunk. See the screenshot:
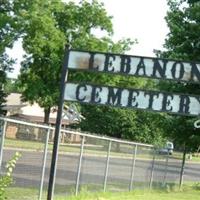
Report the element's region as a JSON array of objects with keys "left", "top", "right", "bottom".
[
  {"left": 179, "top": 144, "right": 187, "bottom": 188},
  {"left": 44, "top": 107, "right": 51, "bottom": 124}
]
